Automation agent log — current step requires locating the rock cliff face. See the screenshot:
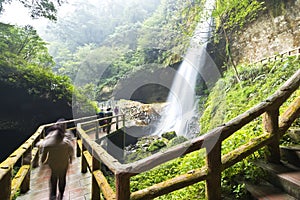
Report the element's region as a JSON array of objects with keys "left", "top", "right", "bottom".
[{"left": 231, "top": 0, "right": 300, "bottom": 64}]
